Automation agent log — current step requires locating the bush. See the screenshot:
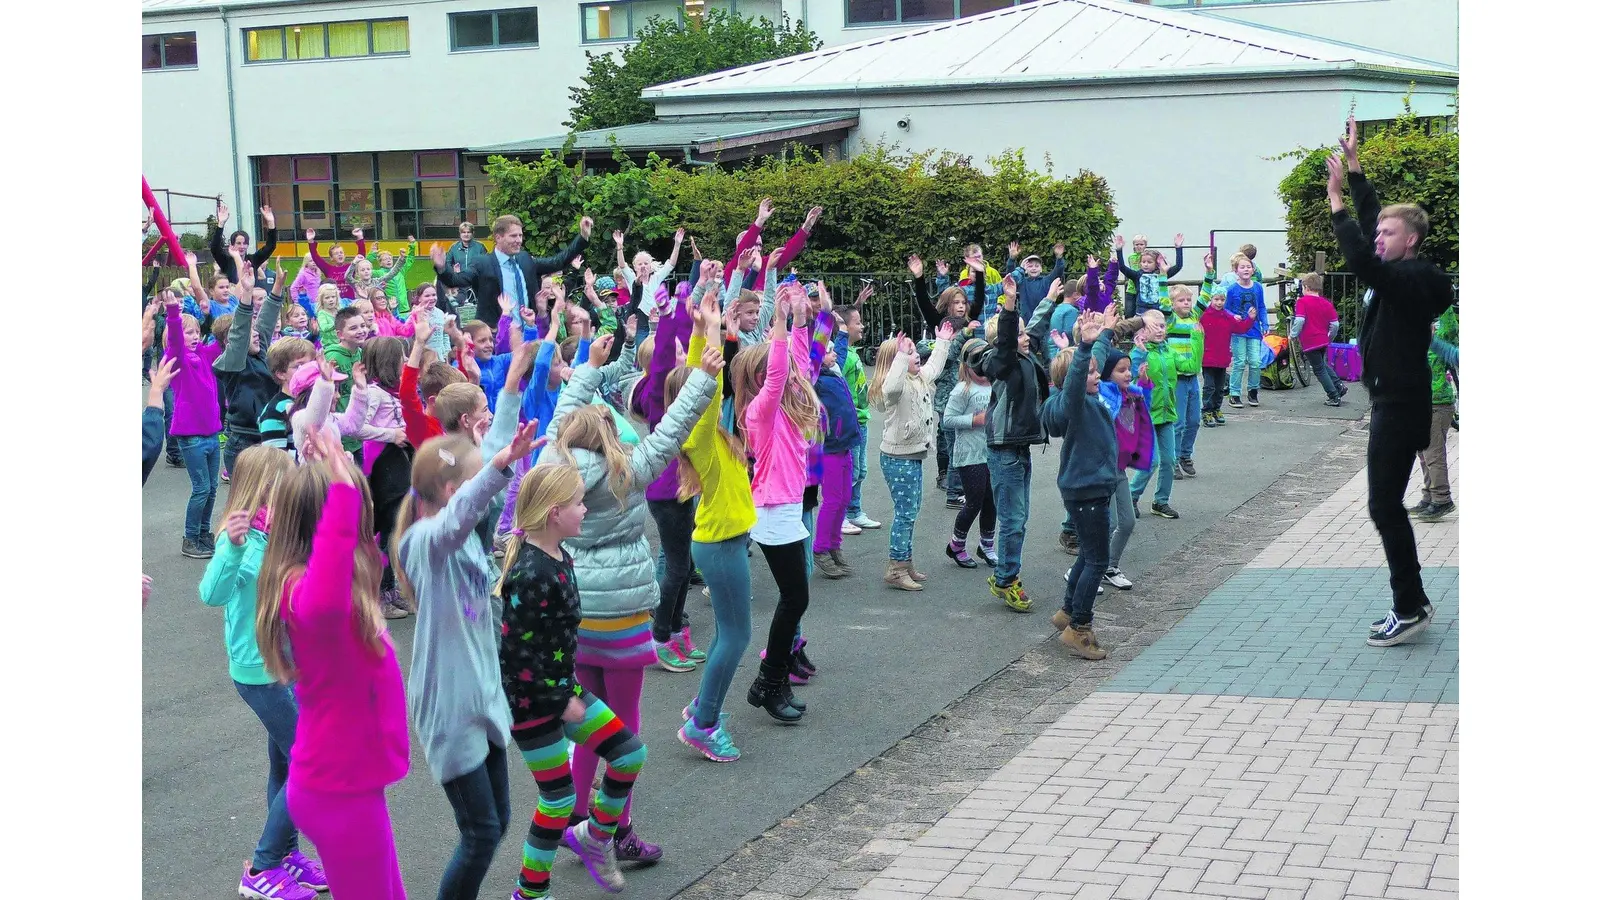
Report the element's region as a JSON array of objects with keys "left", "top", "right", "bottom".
[{"left": 486, "top": 143, "right": 1119, "bottom": 275}]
